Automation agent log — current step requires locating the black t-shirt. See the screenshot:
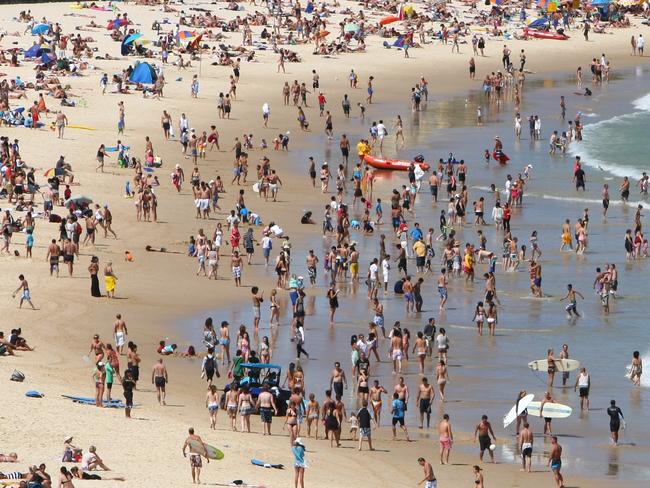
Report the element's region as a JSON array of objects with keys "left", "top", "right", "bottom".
[
  {"left": 356, "top": 357, "right": 370, "bottom": 372},
  {"left": 575, "top": 168, "right": 585, "bottom": 183},
  {"left": 357, "top": 407, "right": 372, "bottom": 429}
]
